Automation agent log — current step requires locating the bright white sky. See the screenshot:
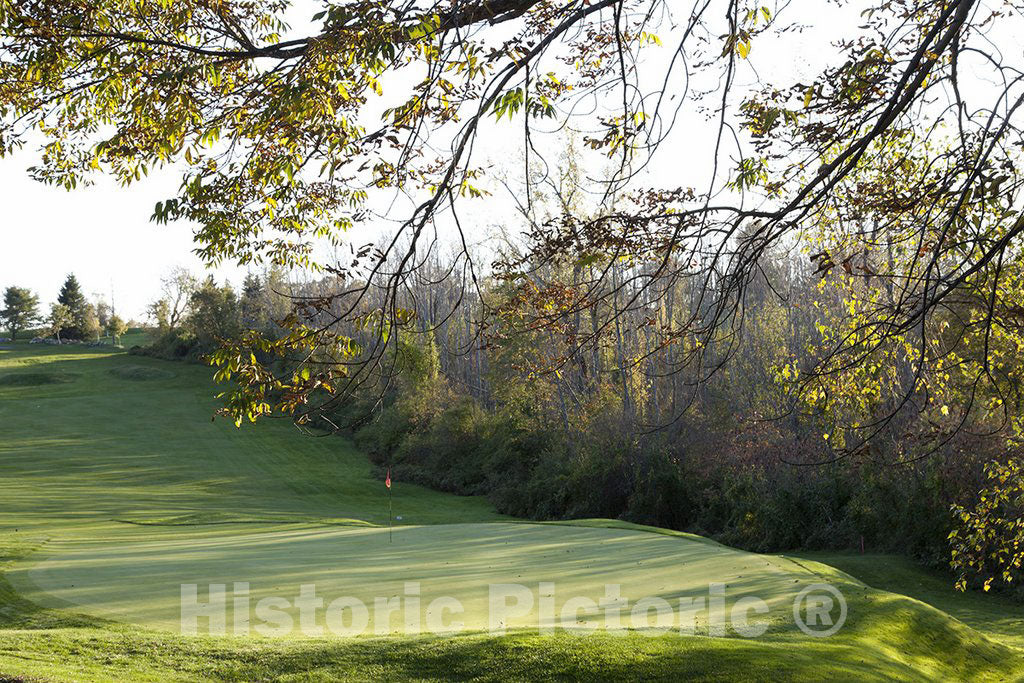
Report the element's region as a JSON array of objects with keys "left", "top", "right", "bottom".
[
  {"left": 0, "top": 0, "right": 864, "bottom": 321},
  {"left": 0, "top": 151, "right": 244, "bottom": 321}
]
